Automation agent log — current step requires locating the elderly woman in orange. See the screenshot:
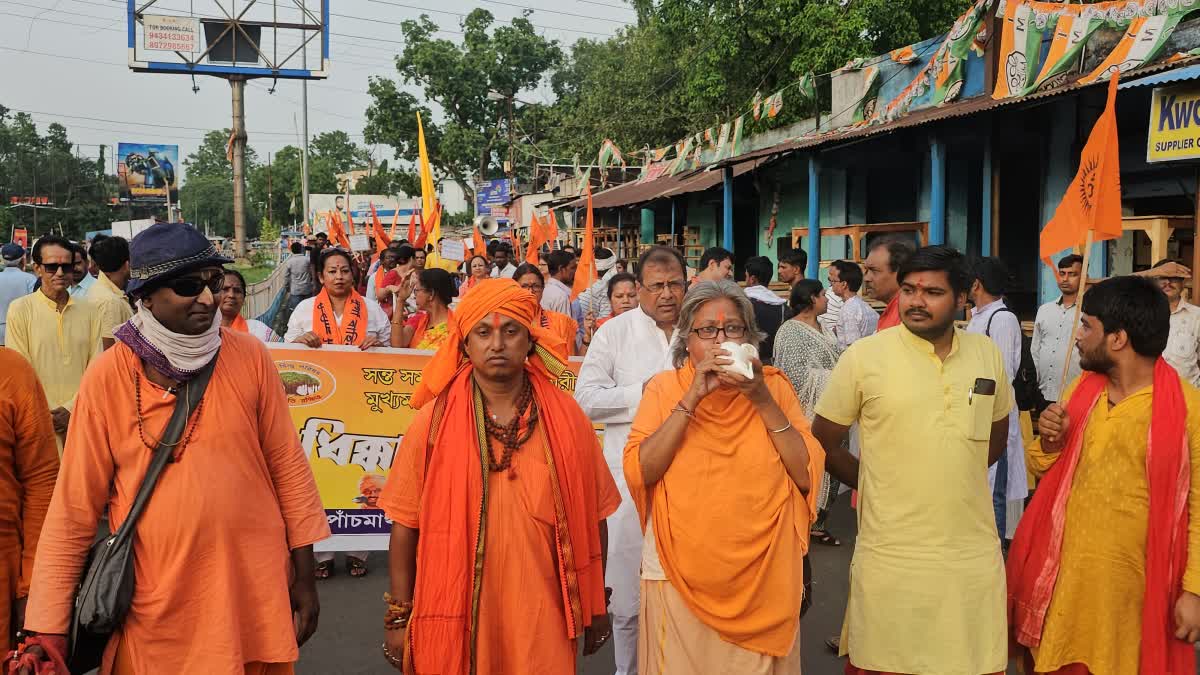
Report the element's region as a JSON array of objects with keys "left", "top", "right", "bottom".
[{"left": 624, "top": 279, "right": 824, "bottom": 674}]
